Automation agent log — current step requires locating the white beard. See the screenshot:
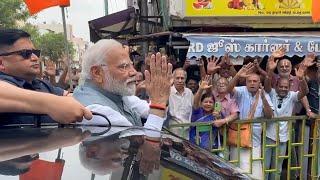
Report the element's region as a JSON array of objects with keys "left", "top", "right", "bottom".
[{"left": 103, "top": 72, "right": 136, "bottom": 96}]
